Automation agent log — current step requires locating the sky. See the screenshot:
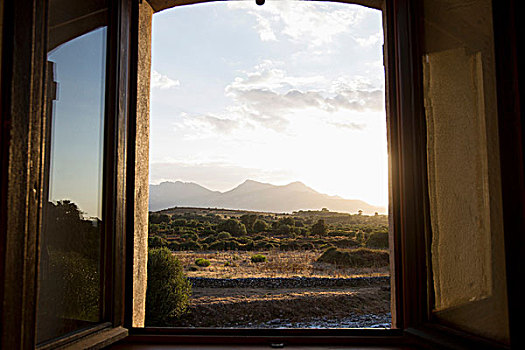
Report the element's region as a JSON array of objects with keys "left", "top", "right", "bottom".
[
  {"left": 150, "top": 0, "right": 388, "bottom": 208},
  {"left": 48, "top": 28, "right": 107, "bottom": 219}
]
